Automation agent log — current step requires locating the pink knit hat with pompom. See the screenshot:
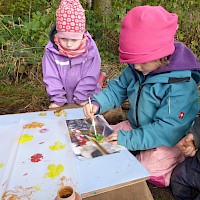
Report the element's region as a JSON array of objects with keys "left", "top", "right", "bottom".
[
  {"left": 119, "top": 6, "right": 178, "bottom": 64},
  {"left": 56, "top": 0, "right": 85, "bottom": 39}
]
